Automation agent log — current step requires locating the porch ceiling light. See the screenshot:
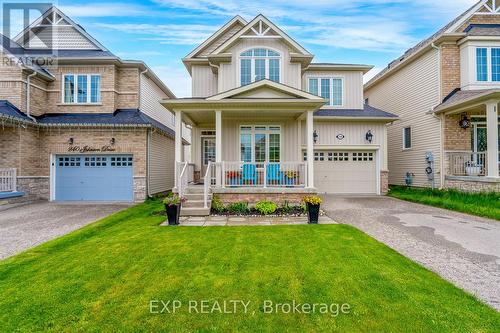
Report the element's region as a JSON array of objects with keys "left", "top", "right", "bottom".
[
  {"left": 365, "top": 130, "right": 373, "bottom": 143},
  {"left": 459, "top": 113, "right": 471, "bottom": 129},
  {"left": 313, "top": 130, "right": 319, "bottom": 143}
]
